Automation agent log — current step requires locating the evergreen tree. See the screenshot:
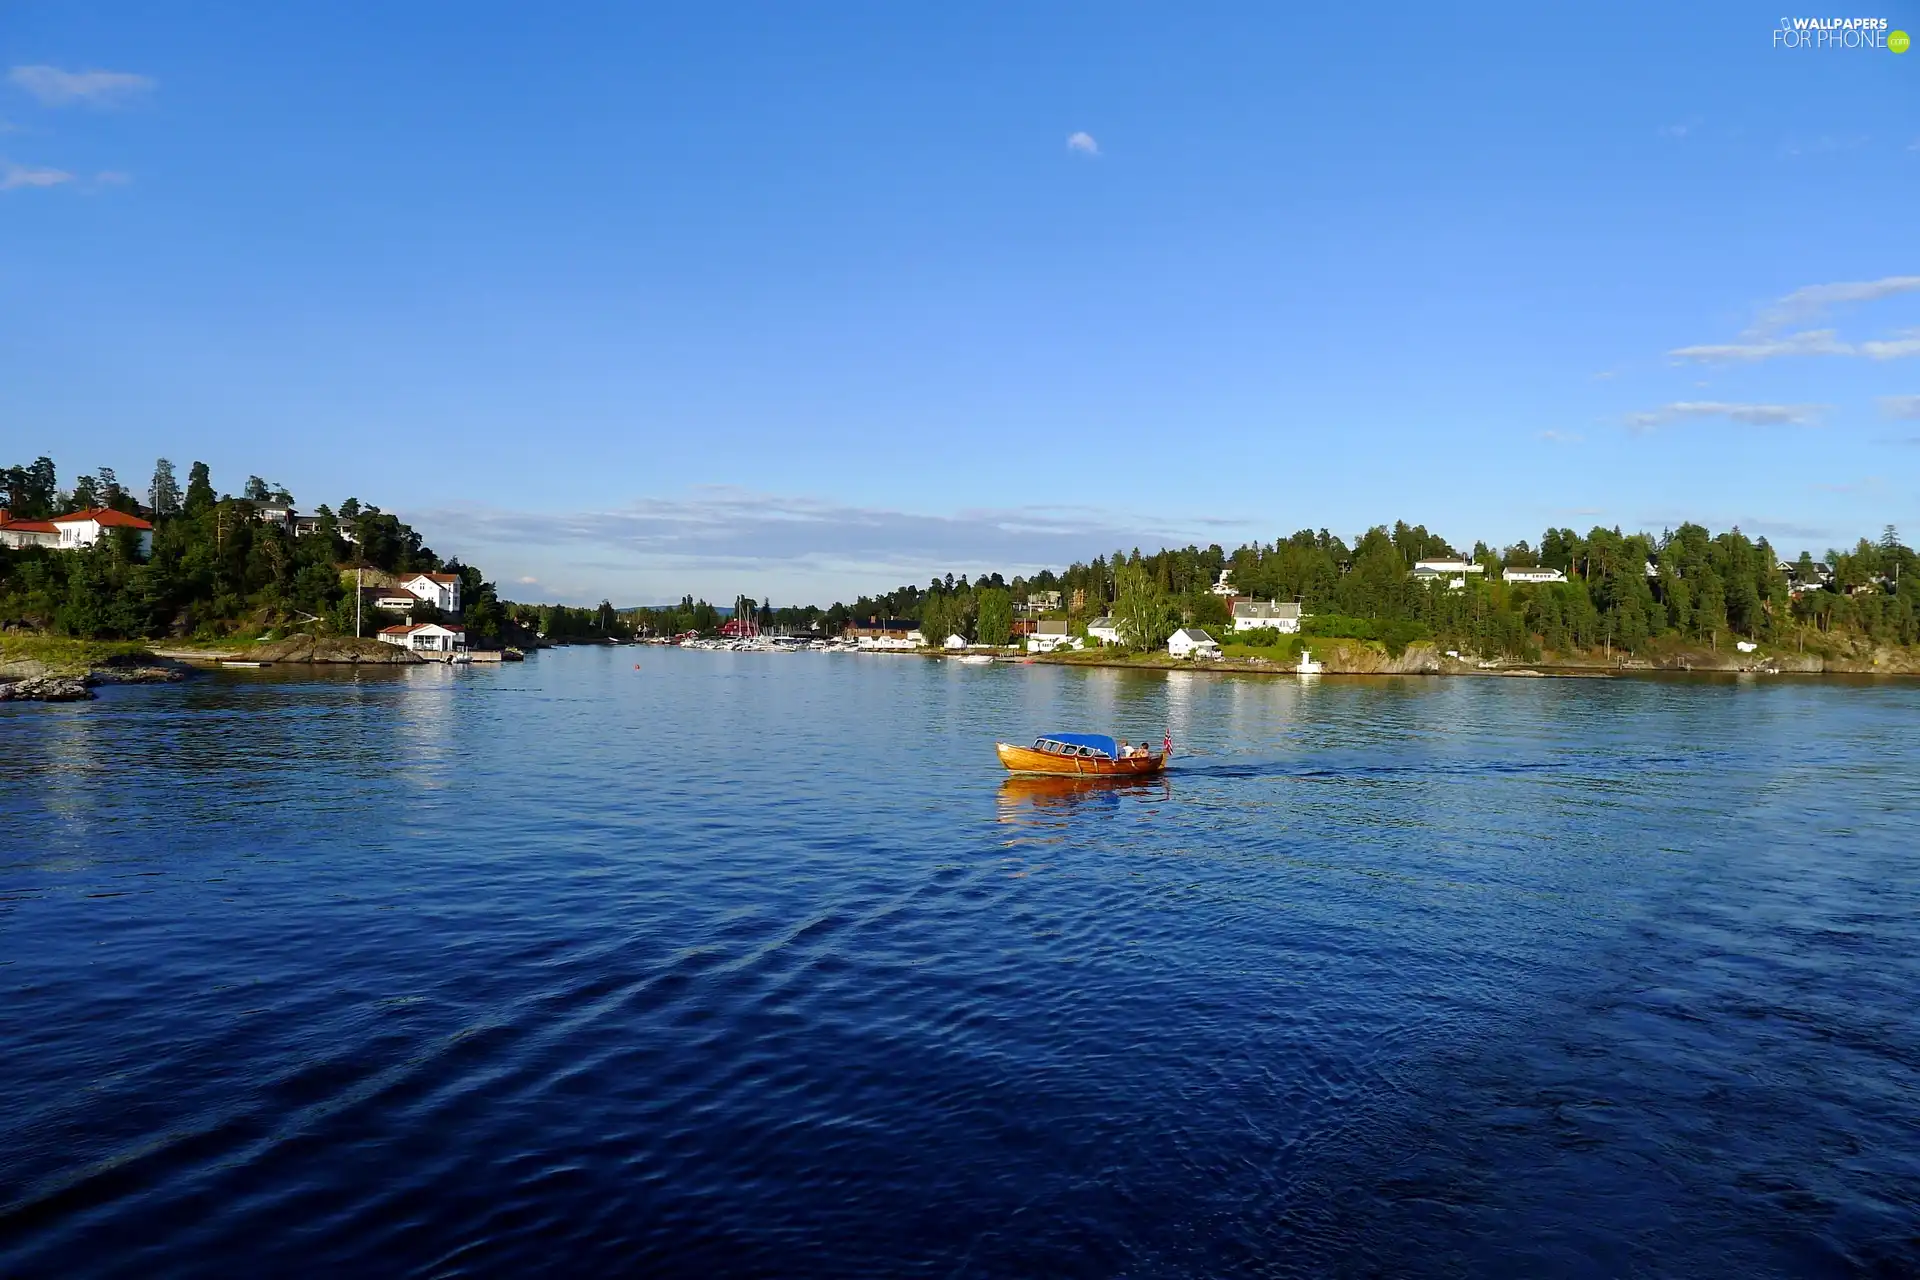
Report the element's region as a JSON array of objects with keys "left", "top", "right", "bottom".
[
  {"left": 184, "top": 462, "right": 216, "bottom": 515},
  {"left": 149, "top": 458, "right": 182, "bottom": 517}
]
